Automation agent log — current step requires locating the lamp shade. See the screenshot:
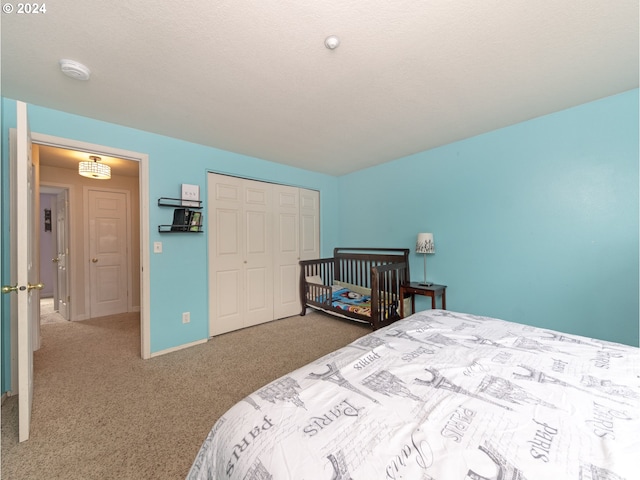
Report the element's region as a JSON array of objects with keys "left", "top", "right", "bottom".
[
  {"left": 79, "top": 156, "right": 111, "bottom": 180},
  {"left": 416, "top": 233, "right": 435, "bottom": 254}
]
